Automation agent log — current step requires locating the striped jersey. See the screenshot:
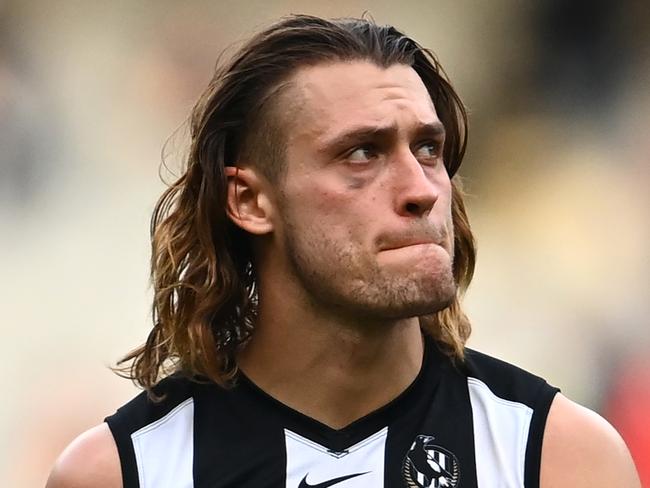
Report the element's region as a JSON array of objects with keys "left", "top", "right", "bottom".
[{"left": 105, "top": 336, "right": 559, "bottom": 487}]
